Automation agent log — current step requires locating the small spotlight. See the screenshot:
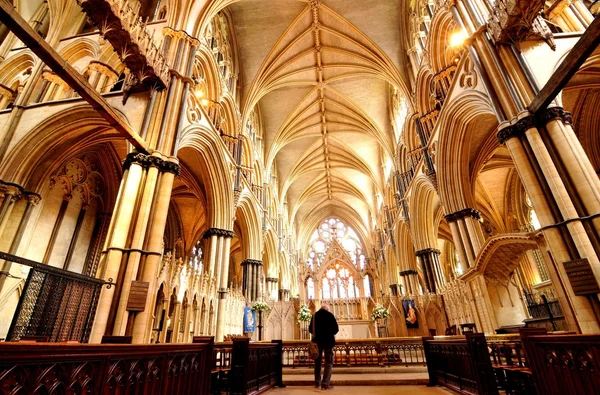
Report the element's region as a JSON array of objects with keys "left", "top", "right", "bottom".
[
  {"left": 195, "top": 89, "right": 204, "bottom": 99},
  {"left": 201, "top": 98, "right": 210, "bottom": 107}
]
